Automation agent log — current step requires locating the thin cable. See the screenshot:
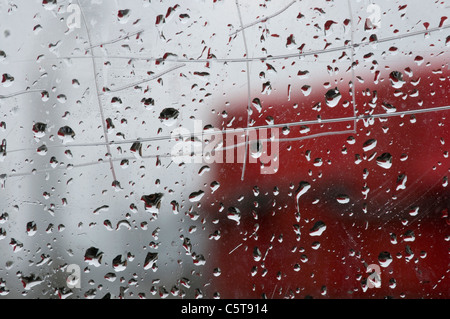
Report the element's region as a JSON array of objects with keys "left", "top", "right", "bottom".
[
  {"left": 77, "top": 0, "right": 117, "bottom": 182},
  {"left": 347, "top": 0, "right": 358, "bottom": 134},
  {"left": 230, "top": 0, "right": 297, "bottom": 36},
  {"left": 54, "top": 24, "right": 450, "bottom": 64},
  {"left": 3, "top": 105, "right": 450, "bottom": 180},
  {"left": 89, "top": 29, "right": 144, "bottom": 49},
  {"left": 235, "top": 0, "right": 252, "bottom": 181},
  {"left": 6, "top": 104, "right": 450, "bottom": 154},
  {"left": 99, "top": 63, "right": 185, "bottom": 95}
]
